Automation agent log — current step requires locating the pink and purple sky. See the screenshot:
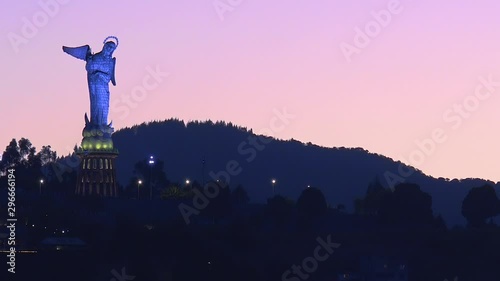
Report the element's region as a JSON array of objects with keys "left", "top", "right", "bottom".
[{"left": 2, "top": 0, "right": 500, "bottom": 181}]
